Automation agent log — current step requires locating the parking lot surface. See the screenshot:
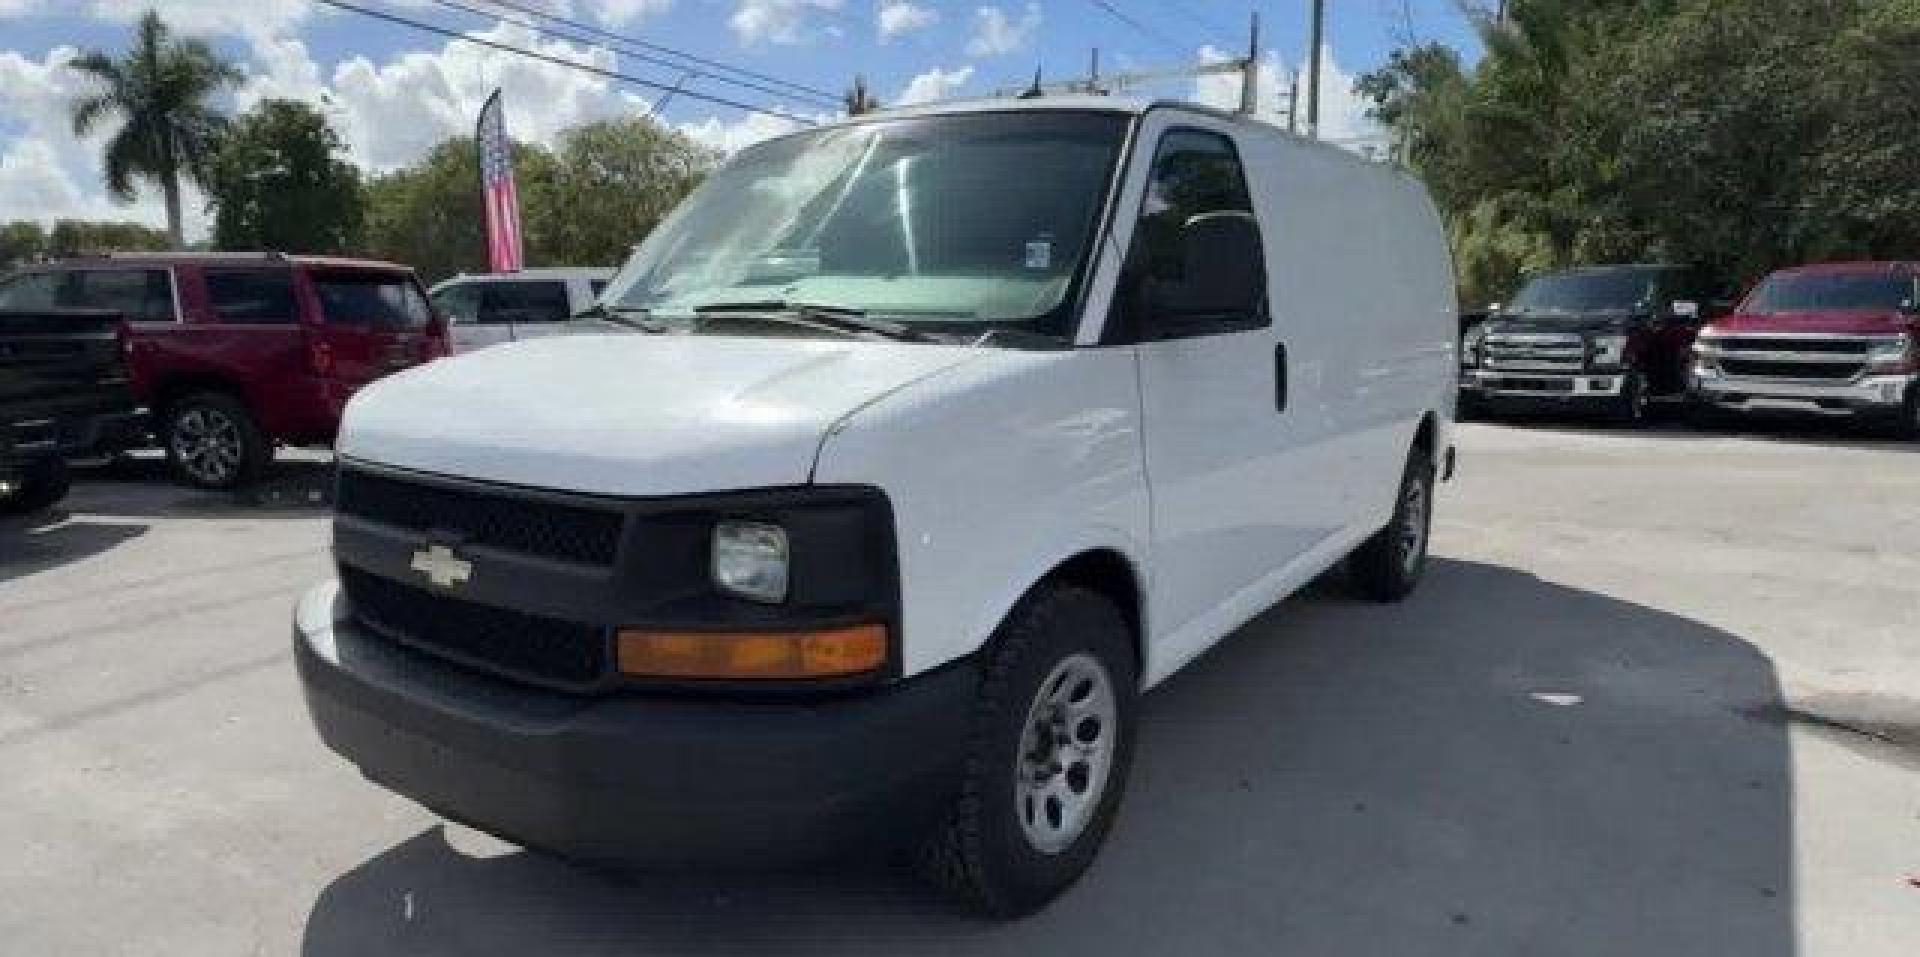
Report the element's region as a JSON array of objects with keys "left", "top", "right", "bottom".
[{"left": 2, "top": 425, "right": 1917, "bottom": 955}]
